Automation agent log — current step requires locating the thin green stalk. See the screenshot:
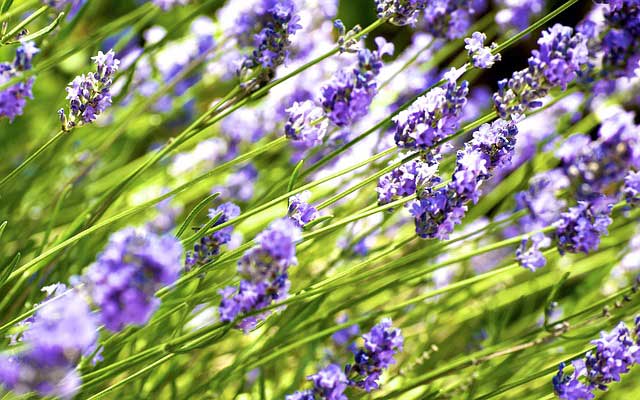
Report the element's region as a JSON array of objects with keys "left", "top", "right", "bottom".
[{"left": 0, "top": 130, "right": 66, "bottom": 190}]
